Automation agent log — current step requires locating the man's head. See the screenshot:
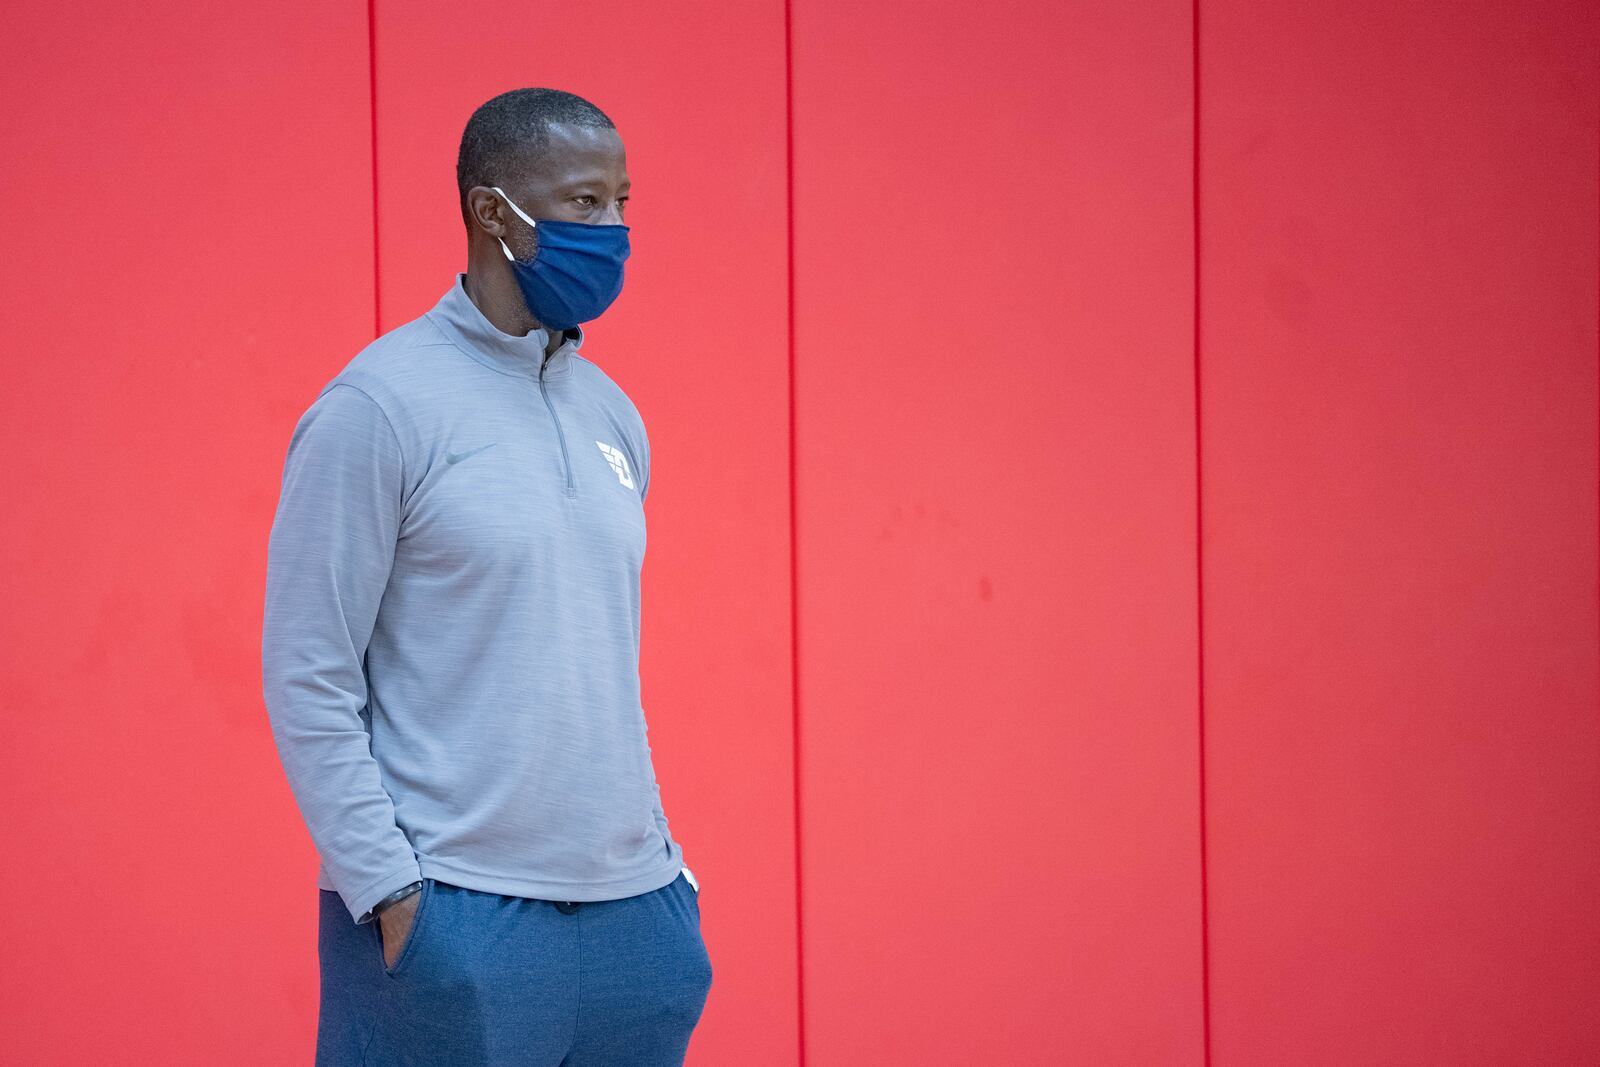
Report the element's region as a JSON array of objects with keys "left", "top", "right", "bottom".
[{"left": 457, "top": 88, "right": 629, "bottom": 253}]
